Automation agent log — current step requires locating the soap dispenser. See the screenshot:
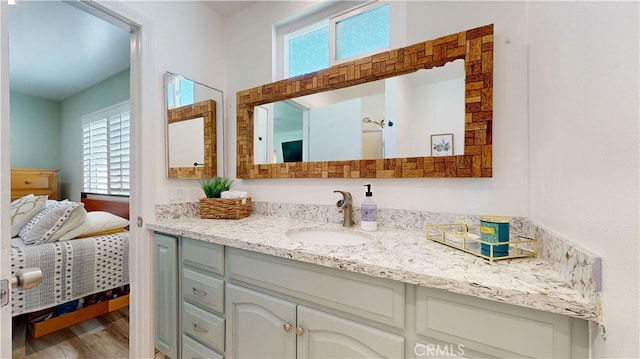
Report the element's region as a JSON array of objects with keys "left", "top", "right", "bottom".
[{"left": 361, "top": 184, "right": 377, "bottom": 231}]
